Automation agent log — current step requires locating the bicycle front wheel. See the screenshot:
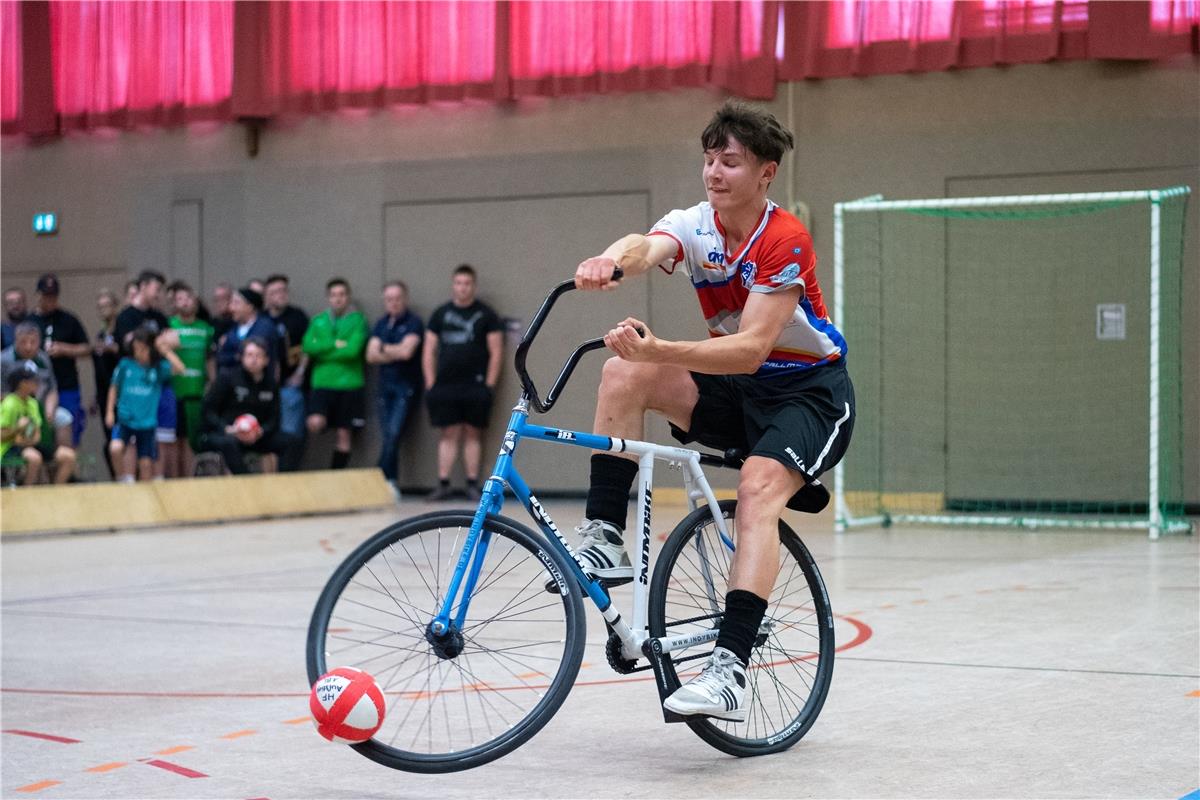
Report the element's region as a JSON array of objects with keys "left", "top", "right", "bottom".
[
  {"left": 307, "top": 511, "right": 586, "bottom": 772},
  {"left": 648, "top": 500, "right": 835, "bottom": 758}
]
